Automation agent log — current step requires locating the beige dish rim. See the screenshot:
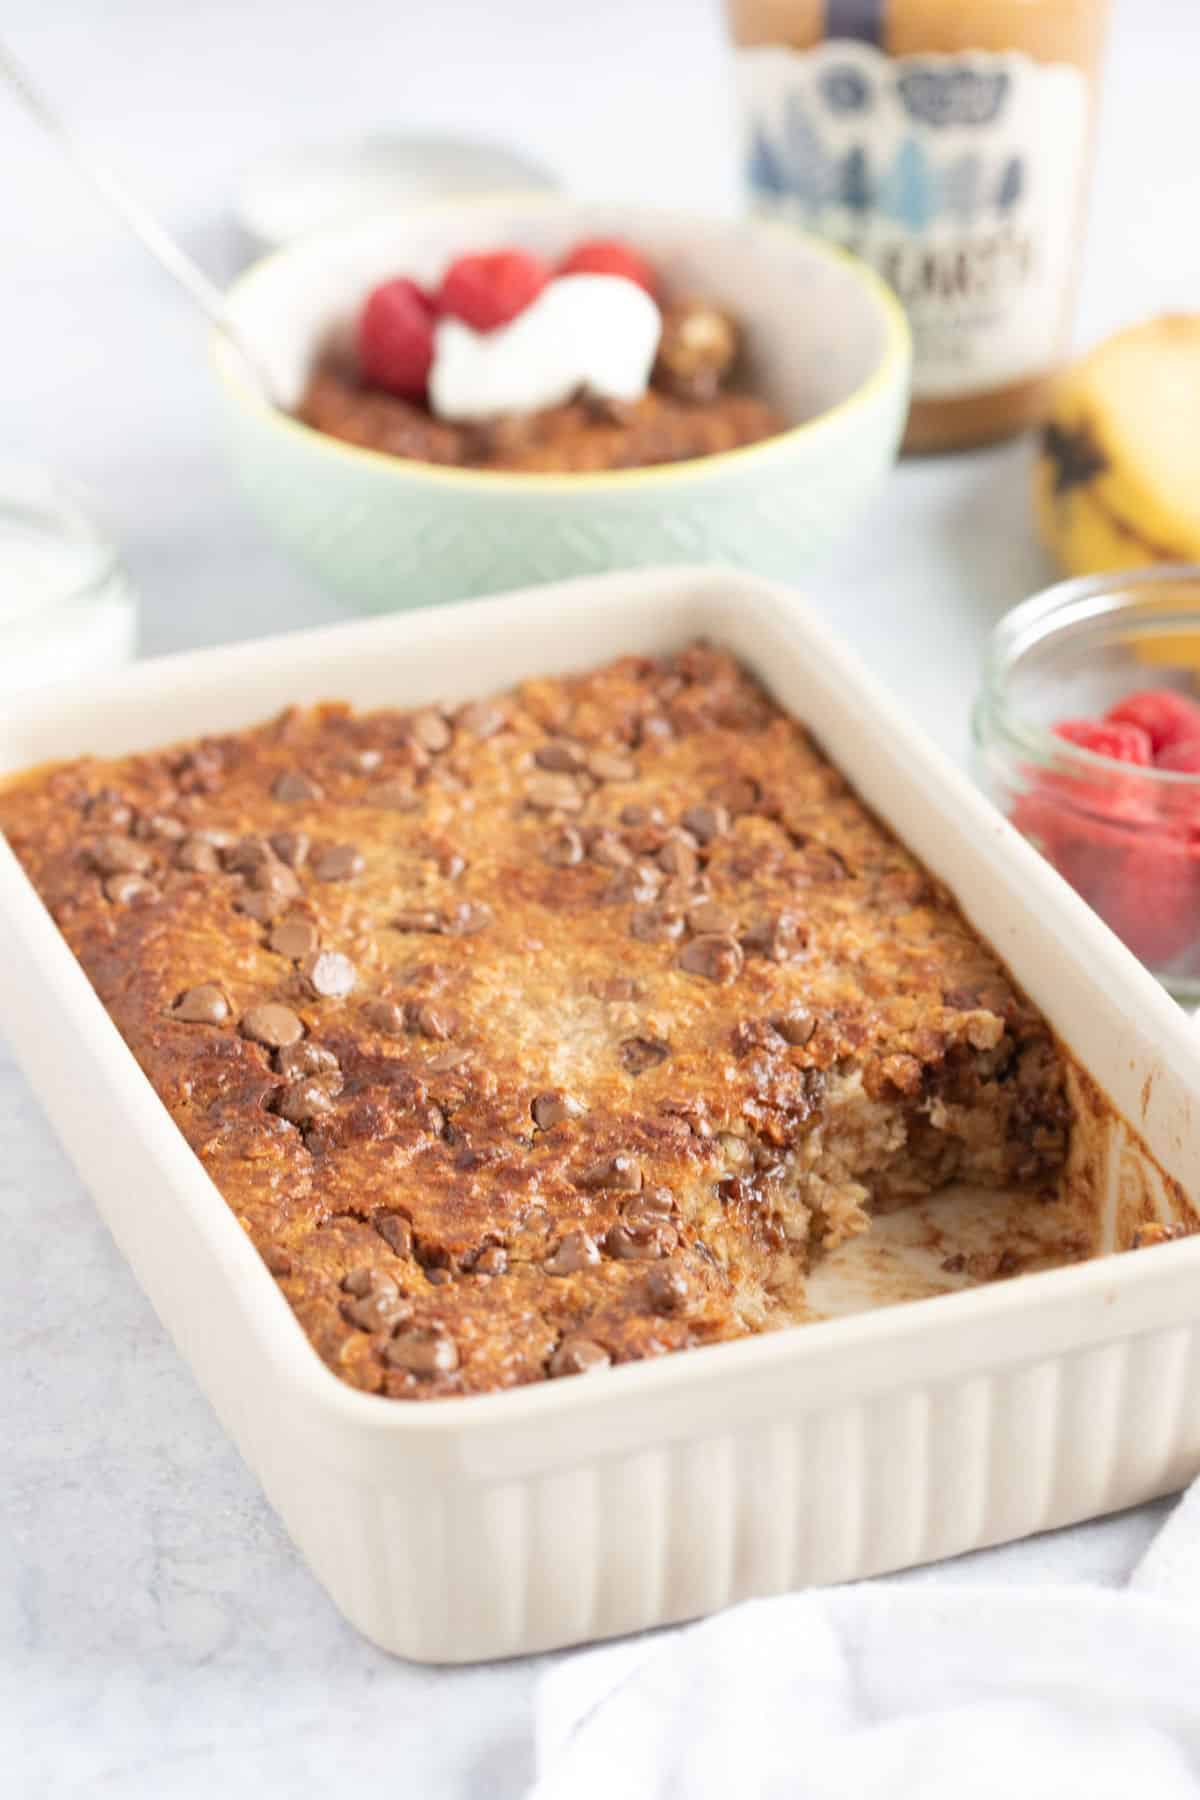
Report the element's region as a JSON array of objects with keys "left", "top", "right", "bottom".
[{"left": 209, "top": 193, "right": 912, "bottom": 496}]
